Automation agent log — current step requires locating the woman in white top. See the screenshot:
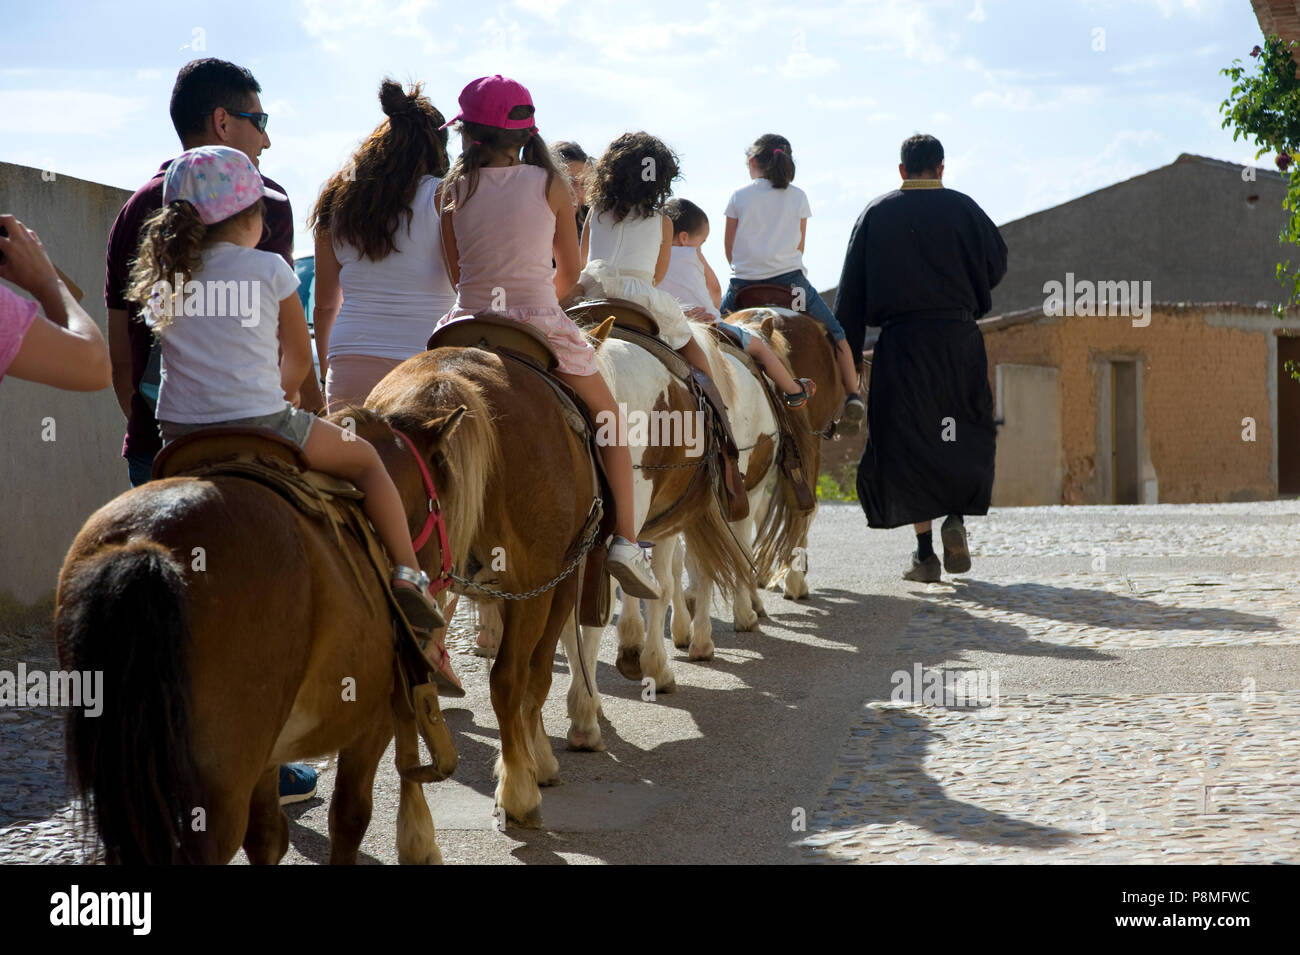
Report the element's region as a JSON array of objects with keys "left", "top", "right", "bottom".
[
  {"left": 311, "top": 79, "right": 456, "bottom": 412},
  {"left": 566, "top": 132, "right": 717, "bottom": 381},
  {"left": 720, "top": 133, "right": 865, "bottom": 434}
]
